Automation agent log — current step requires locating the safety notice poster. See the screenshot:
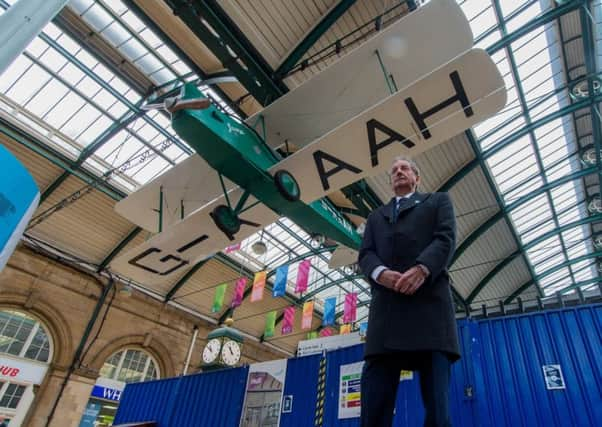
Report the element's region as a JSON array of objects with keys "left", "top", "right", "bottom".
[{"left": 338, "top": 361, "right": 364, "bottom": 419}]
